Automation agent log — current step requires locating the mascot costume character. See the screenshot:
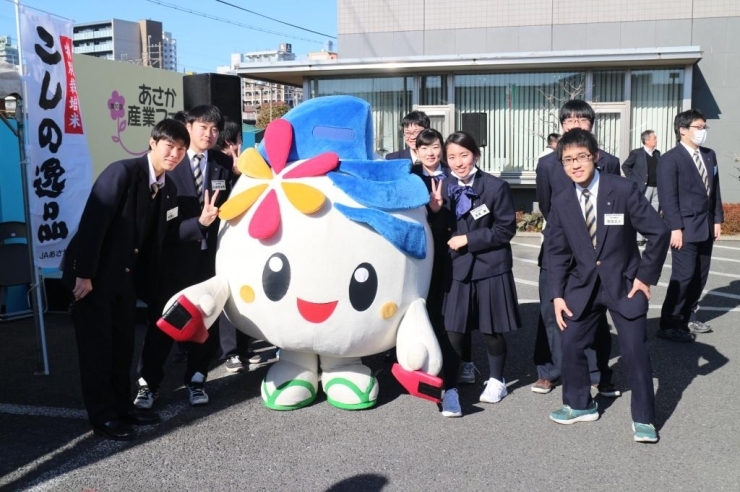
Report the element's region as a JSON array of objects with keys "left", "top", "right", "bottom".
[{"left": 158, "top": 96, "right": 442, "bottom": 410}]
